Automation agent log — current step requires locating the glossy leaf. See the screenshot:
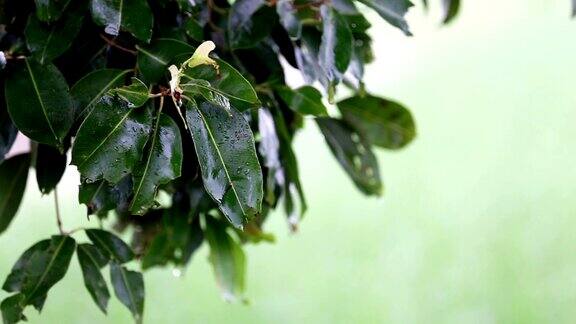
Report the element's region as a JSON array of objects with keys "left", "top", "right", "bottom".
[
  {"left": 0, "top": 96, "right": 17, "bottom": 164},
  {"left": 130, "top": 113, "right": 183, "bottom": 215},
  {"left": 276, "top": 86, "right": 328, "bottom": 116},
  {"left": 442, "top": 0, "right": 460, "bottom": 24},
  {"left": 357, "top": 0, "right": 413, "bottom": 35},
  {"left": 34, "top": 0, "right": 71, "bottom": 22},
  {"left": 204, "top": 216, "right": 246, "bottom": 302},
  {"left": 184, "top": 18, "right": 204, "bottom": 41},
  {"left": 79, "top": 177, "right": 132, "bottom": 216},
  {"left": 77, "top": 243, "right": 110, "bottom": 314},
  {"left": 228, "top": 0, "right": 277, "bottom": 49},
  {"left": 109, "top": 262, "right": 144, "bottom": 322},
  {"left": 319, "top": 6, "right": 353, "bottom": 90},
  {"left": 70, "top": 69, "right": 131, "bottom": 120},
  {"left": 185, "top": 101, "right": 263, "bottom": 228},
  {"left": 276, "top": 0, "right": 301, "bottom": 39},
  {"left": 35, "top": 144, "right": 67, "bottom": 194},
  {"left": 337, "top": 95, "right": 416, "bottom": 149},
  {"left": 316, "top": 118, "right": 382, "bottom": 196},
  {"left": 90, "top": 0, "right": 153, "bottom": 42},
  {"left": 0, "top": 154, "right": 30, "bottom": 235},
  {"left": 2, "top": 235, "right": 76, "bottom": 302},
  {"left": 136, "top": 38, "right": 194, "bottom": 83},
  {"left": 86, "top": 229, "right": 135, "bottom": 264},
  {"left": 72, "top": 95, "right": 152, "bottom": 184},
  {"left": 109, "top": 78, "right": 149, "bottom": 108},
  {"left": 24, "top": 13, "right": 83, "bottom": 64},
  {"left": 5, "top": 59, "right": 74, "bottom": 149},
  {"left": 1, "top": 294, "right": 25, "bottom": 324},
  {"left": 181, "top": 58, "right": 260, "bottom": 111},
  {"left": 257, "top": 108, "right": 282, "bottom": 206}
]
